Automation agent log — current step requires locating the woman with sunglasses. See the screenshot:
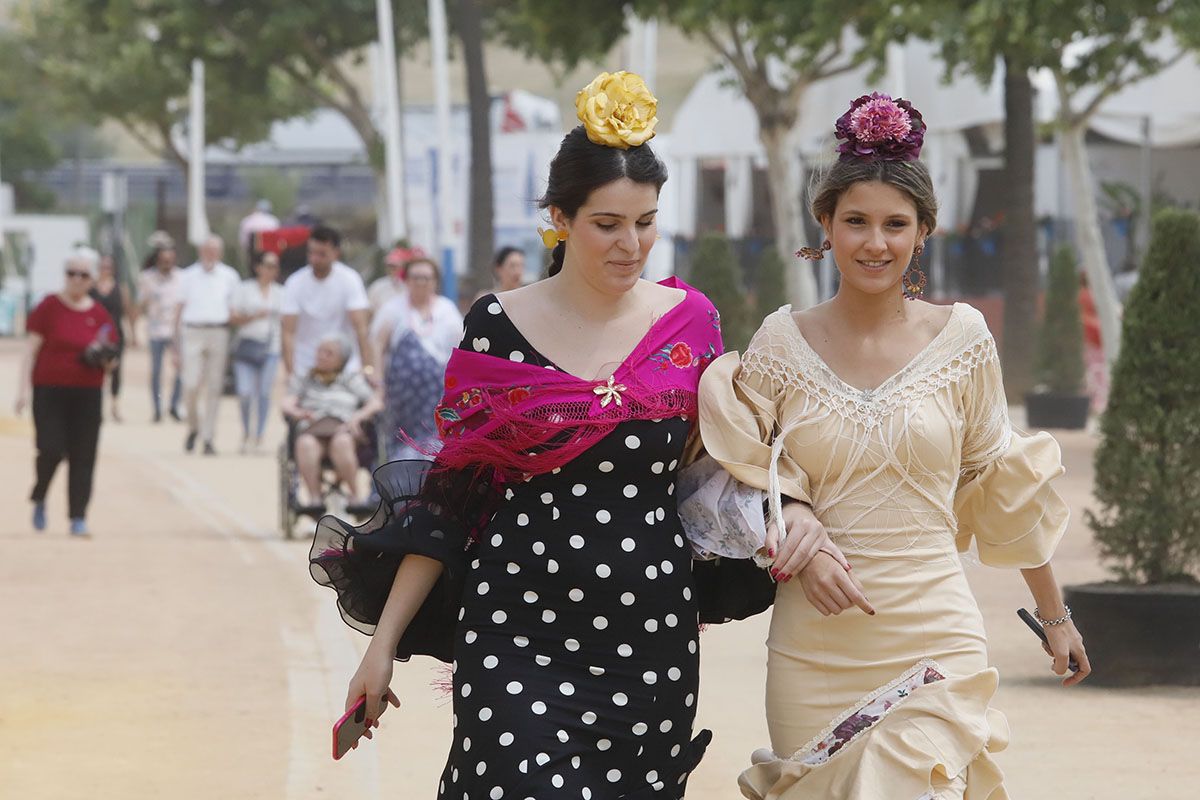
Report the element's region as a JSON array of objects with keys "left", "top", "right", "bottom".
[{"left": 15, "top": 247, "right": 118, "bottom": 537}]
